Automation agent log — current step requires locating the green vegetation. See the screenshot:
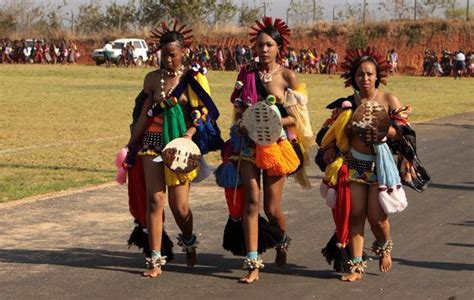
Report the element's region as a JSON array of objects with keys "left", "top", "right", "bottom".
[{"left": 0, "top": 65, "right": 472, "bottom": 202}]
